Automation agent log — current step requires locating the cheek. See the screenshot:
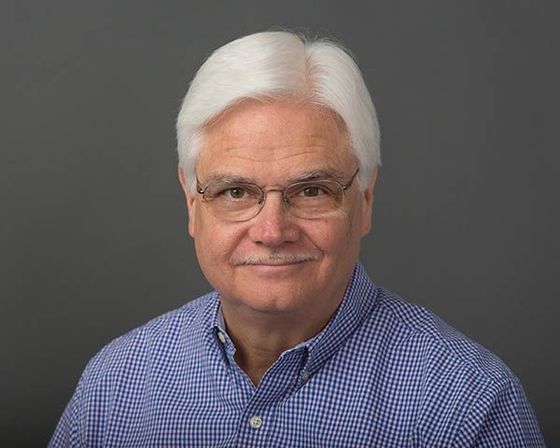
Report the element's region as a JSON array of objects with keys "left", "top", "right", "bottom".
[
  {"left": 301, "top": 217, "right": 352, "bottom": 254},
  {"left": 193, "top": 213, "right": 244, "bottom": 261},
  {"left": 320, "top": 208, "right": 365, "bottom": 258}
]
